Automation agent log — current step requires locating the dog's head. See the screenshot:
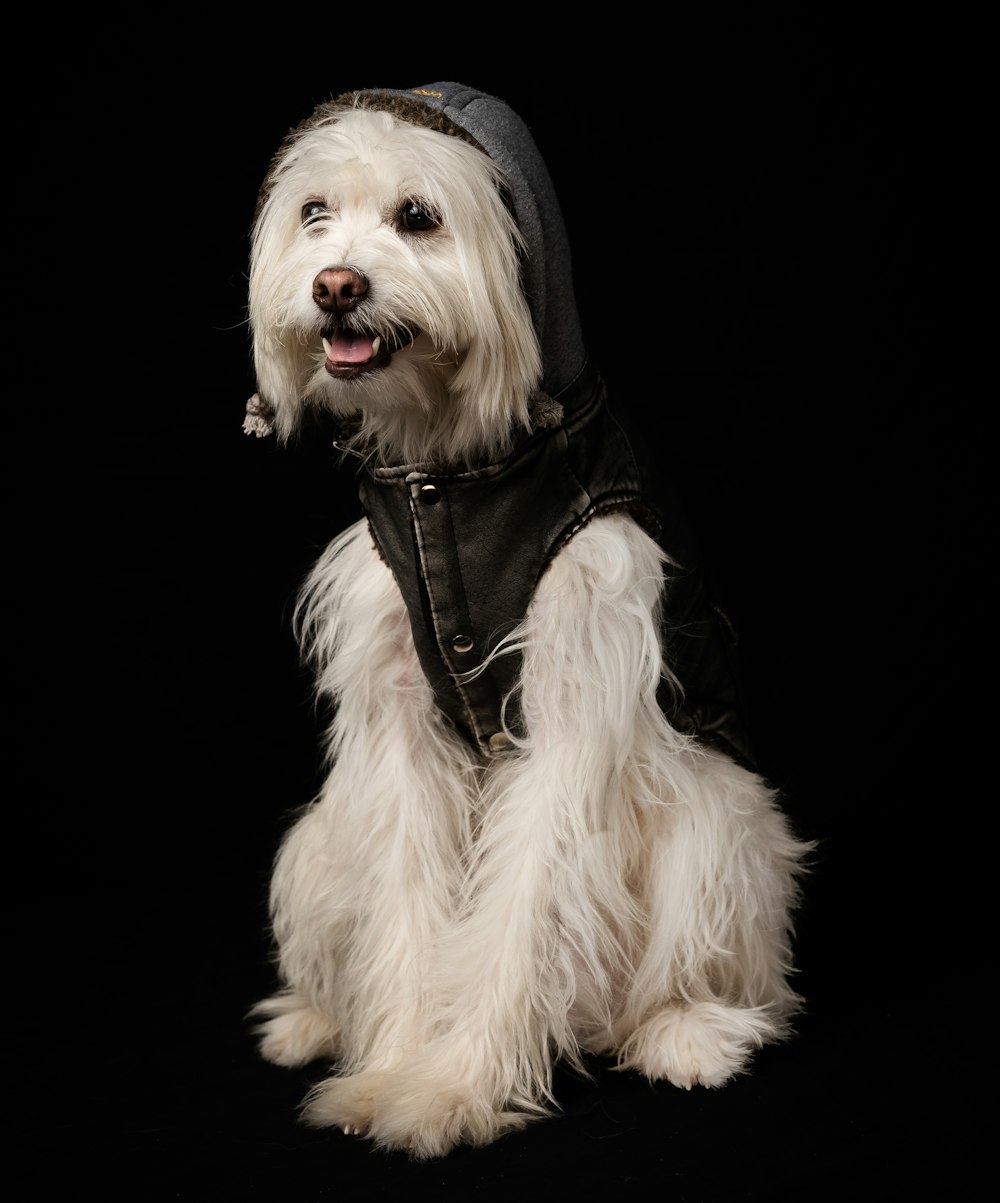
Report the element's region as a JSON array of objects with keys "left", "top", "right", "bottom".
[{"left": 247, "top": 85, "right": 586, "bottom": 466}]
